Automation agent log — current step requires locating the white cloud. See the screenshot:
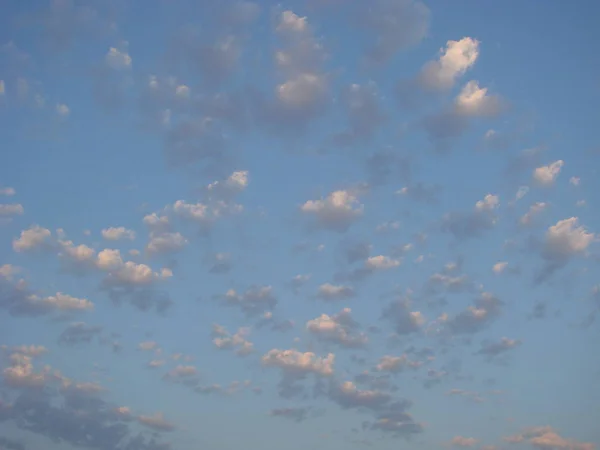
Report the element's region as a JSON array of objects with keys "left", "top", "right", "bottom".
[
  {"left": 101, "top": 227, "right": 136, "bottom": 241},
  {"left": 276, "top": 73, "right": 327, "bottom": 109},
  {"left": 146, "top": 232, "right": 188, "bottom": 255},
  {"left": 106, "top": 47, "right": 132, "bottom": 70},
  {"left": 455, "top": 80, "right": 503, "bottom": 117},
  {"left": 306, "top": 308, "right": 368, "bottom": 348},
  {"left": 276, "top": 10, "right": 308, "bottom": 34},
  {"left": 0, "top": 187, "right": 16, "bottom": 196},
  {"left": 56, "top": 103, "right": 70, "bottom": 116},
  {"left": 262, "top": 349, "right": 335, "bottom": 376},
  {"left": 316, "top": 283, "right": 355, "bottom": 301},
  {"left": 301, "top": 190, "right": 363, "bottom": 231},
  {"left": 533, "top": 160, "right": 564, "bottom": 186},
  {"left": 520, "top": 202, "right": 548, "bottom": 226},
  {"left": 419, "top": 37, "right": 480, "bottom": 90},
  {"left": 492, "top": 262, "right": 508, "bottom": 274},
  {"left": 212, "top": 325, "right": 254, "bottom": 356},
  {"left": 13, "top": 225, "right": 53, "bottom": 252},
  {"left": 96, "top": 249, "right": 172, "bottom": 286},
  {"left": 0, "top": 203, "right": 24, "bottom": 217},
  {"left": 569, "top": 176, "right": 580, "bottom": 186},
  {"left": 542, "top": 217, "right": 595, "bottom": 261},
  {"left": 365, "top": 255, "right": 401, "bottom": 270}
]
